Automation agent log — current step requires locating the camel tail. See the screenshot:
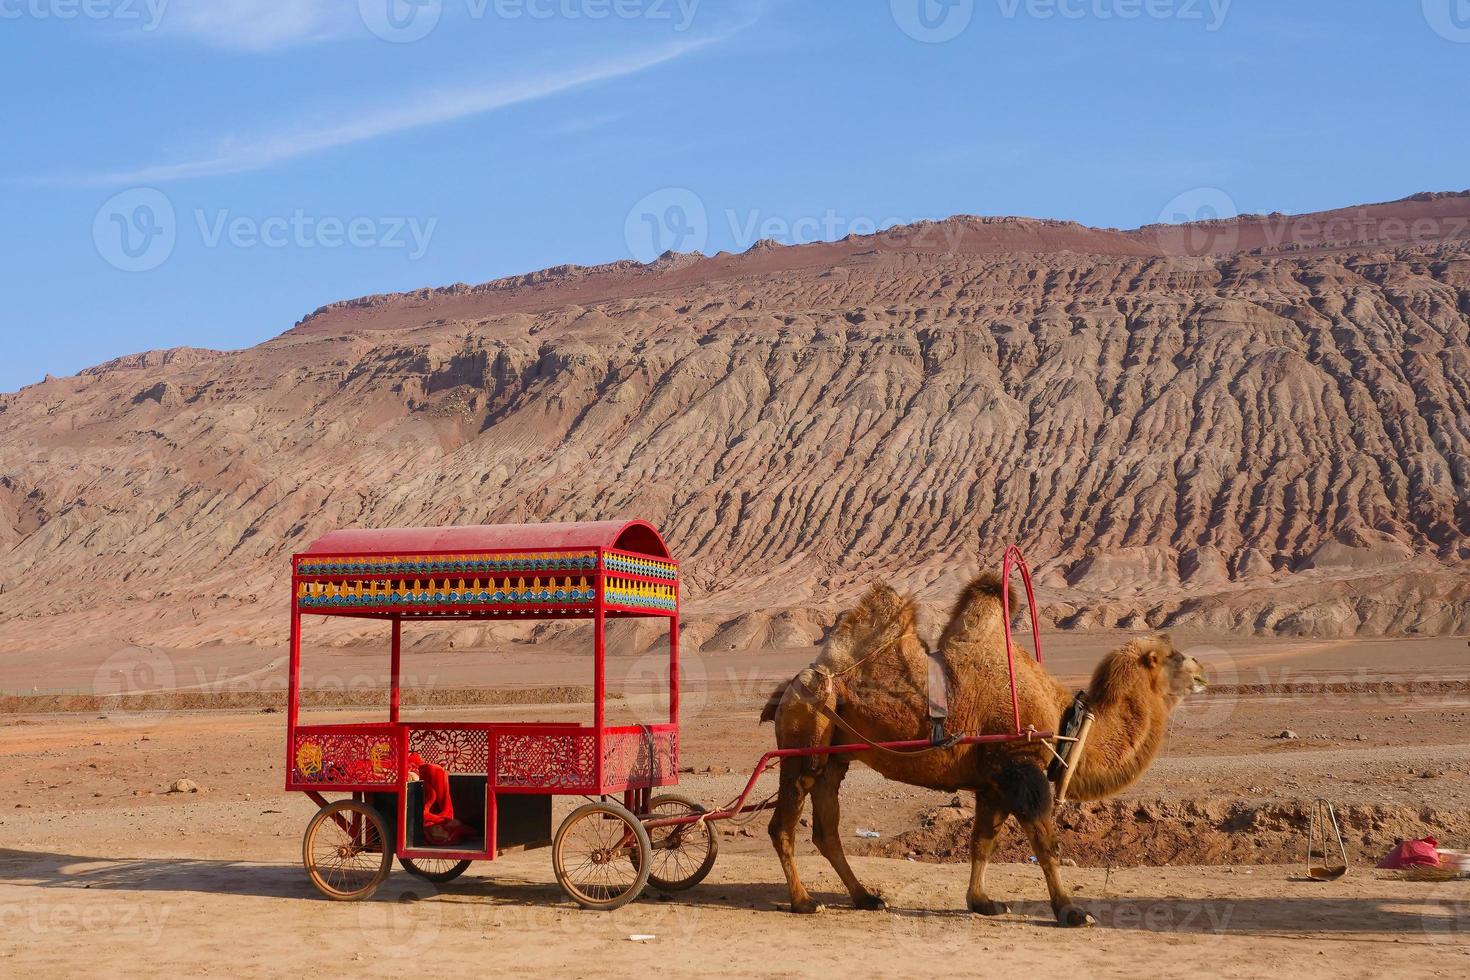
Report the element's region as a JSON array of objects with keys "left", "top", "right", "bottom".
[
  {"left": 996, "top": 760, "right": 1051, "bottom": 823},
  {"left": 759, "top": 681, "right": 790, "bottom": 724}
]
